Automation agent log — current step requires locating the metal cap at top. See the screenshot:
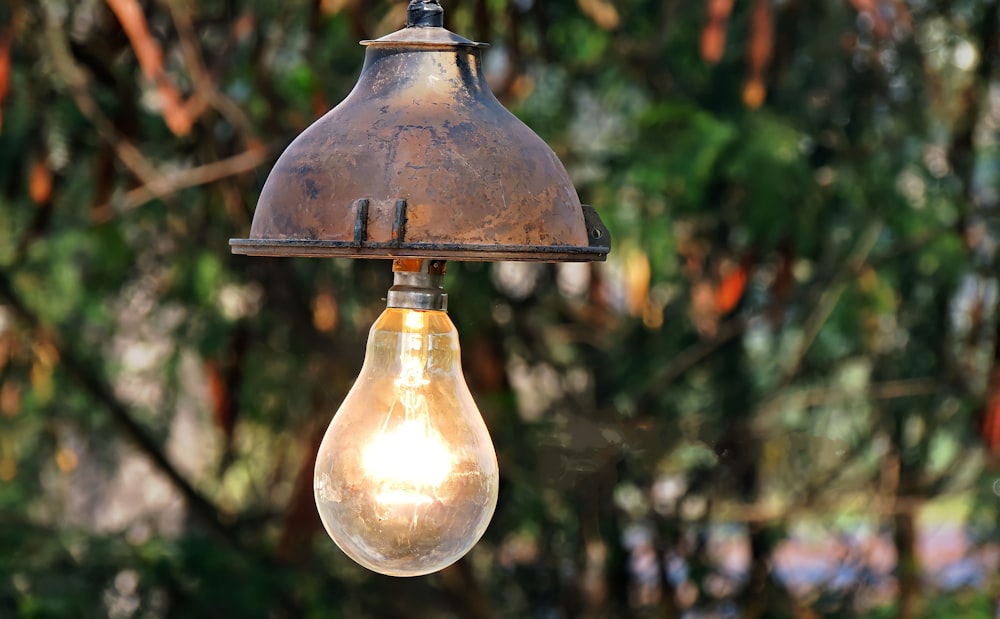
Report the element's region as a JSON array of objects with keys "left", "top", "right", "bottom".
[
  {"left": 230, "top": 1, "right": 610, "bottom": 263},
  {"left": 407, "top": 0, "right": 444, "bottom": 28}
]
